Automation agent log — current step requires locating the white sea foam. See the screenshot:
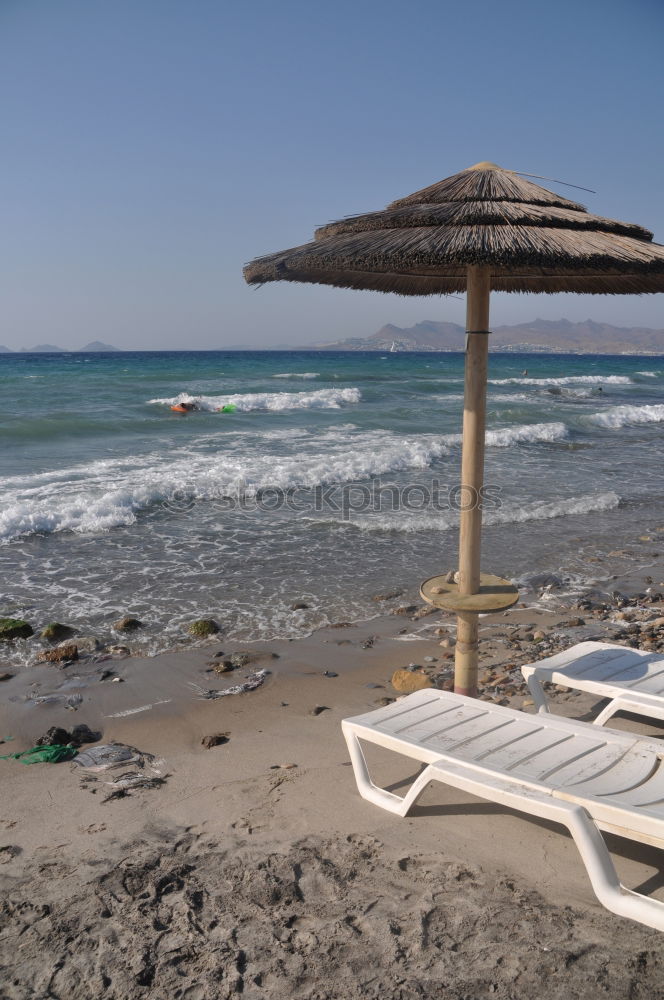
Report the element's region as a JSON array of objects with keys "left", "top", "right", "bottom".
[
  {"left": 636, "top": 371, "right": 658, "bottom": 377},
  {"left": 588, "top": 403, "right": 664, "bottom": 428},
  {"left": 0, "top": 431, "right": 449, "bottom": 542},
  {"left": 0, "top": 419, "right": 567, "bottom": 543},
  {"left": 317, "top": 491, "right": 620, "bottom": 533},
  {"left": 147, "top": 387, "right": 359, "bottom": 411},
  {"left": 486, "top": 422, "right": 568, "bottom": 446},
  {"left": 490, "top": 375, "right": 632, "bottom": 386},
  {"left": 440, "top": 422, "right": 568, "bottom": 447},
  {"left": 271, "top": 372, "right": 319, "bottom": 379}
]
